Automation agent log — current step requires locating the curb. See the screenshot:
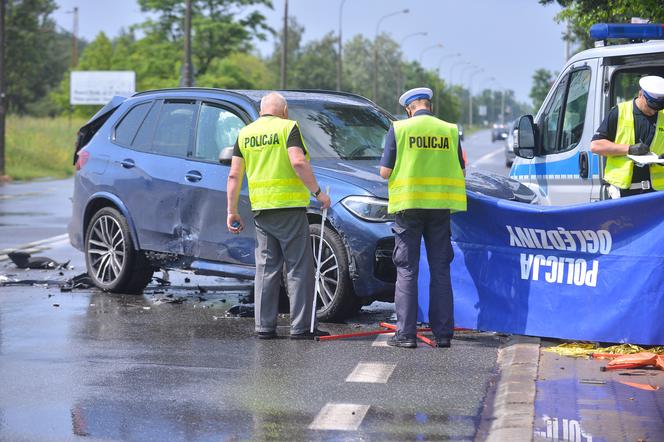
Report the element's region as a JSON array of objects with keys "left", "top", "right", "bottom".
[{"left": 479, "top": 335, "right": 541, "bottom": 442}]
